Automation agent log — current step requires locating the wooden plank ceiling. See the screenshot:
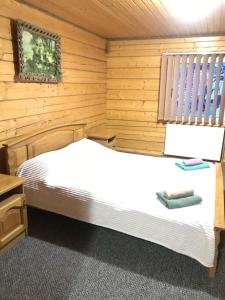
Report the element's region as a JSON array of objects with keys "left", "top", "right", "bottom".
[{"left": 19, "top": 0, "right": 225, "bottom": 39}]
